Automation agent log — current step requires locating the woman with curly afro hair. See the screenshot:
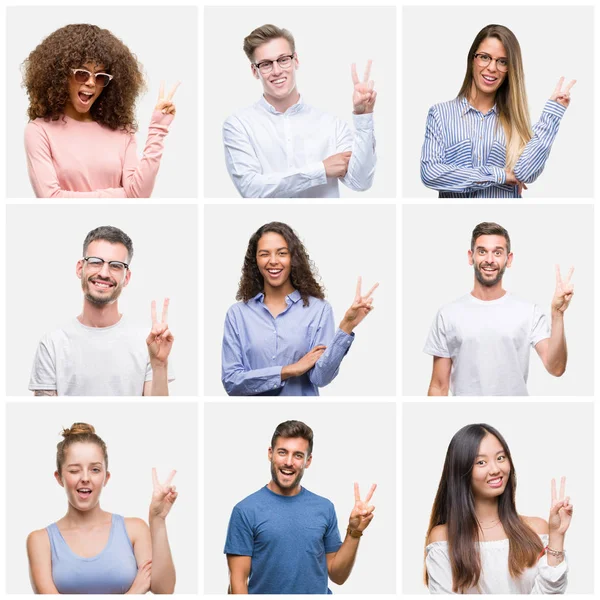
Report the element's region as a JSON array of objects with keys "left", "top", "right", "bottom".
[
  {"left": 23, "top": 23, "right": 179, "bottom": 198},
  {"left": 221, "top": 221, "right": 378, "bottom": 396}
]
